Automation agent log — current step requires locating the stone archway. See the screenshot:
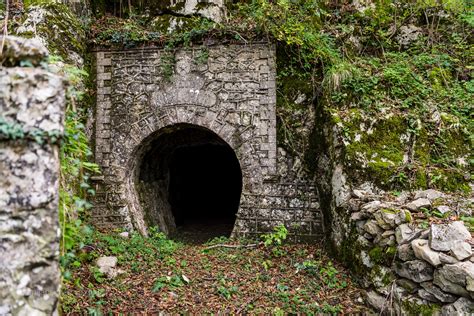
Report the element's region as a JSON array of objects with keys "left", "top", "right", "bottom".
[
  {"left": 93, "top": 44, "right": 324, "bottom": 240},
  {"left": 130, "top": 123, "right": 242, "bottom": 238}
]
